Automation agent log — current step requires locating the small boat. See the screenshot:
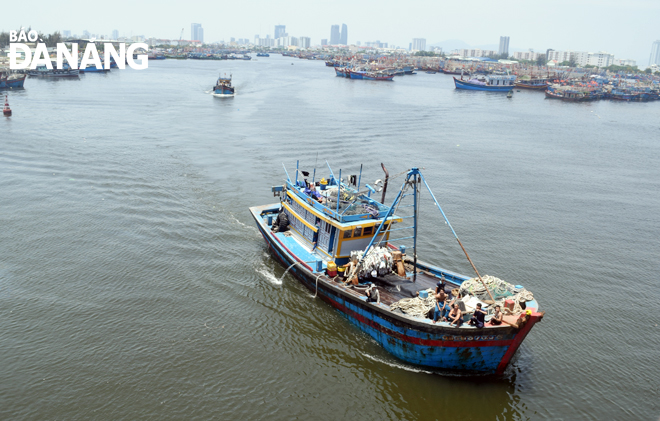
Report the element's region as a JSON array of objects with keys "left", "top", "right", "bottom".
[
  {"left": 507, "top": 90, "right": 513, "bottom": 98},
  {"left": 250, "top": 163, "right": 544, "bottom": 374},
  {"left": 335, "top": 67, "right": 349, "bottom": 78},
  {"left": 212, "top": 73, "right": 235, "bottom": 97},
  {"left": 454, "top": 75, "right": 516, "bottom": 92},
  {"left": 3, "top": 94, "right": 11, "bottom": 116},
  {"left": 441, "top": 68, "right": 463, "bottom": 75},
  {"left": 363, "top": 72, "right": 395, "bottom": 81},
  {"left": 514, "top": 79, "right": 550, "bottom": 90},
  {"left": 0, "top": 71, "right": 26, "bottom": 89},
  {"left": 256, "top": 53, "right": 270, "bottom": 57}
]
